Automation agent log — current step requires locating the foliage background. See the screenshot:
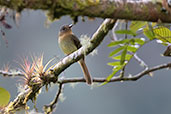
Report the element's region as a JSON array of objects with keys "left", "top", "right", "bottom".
[{"left": 0, "top": 10, "right": 171, "bottom": 114}]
